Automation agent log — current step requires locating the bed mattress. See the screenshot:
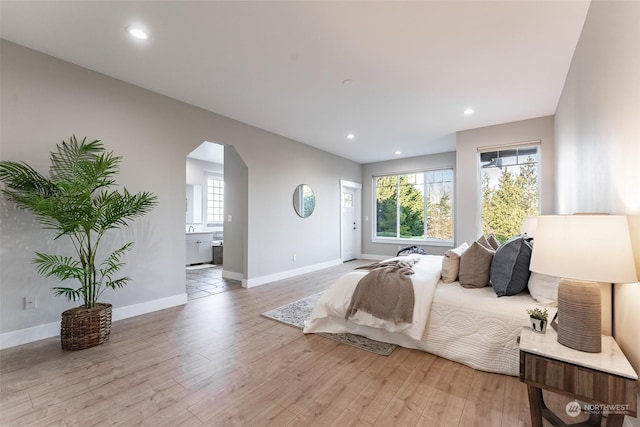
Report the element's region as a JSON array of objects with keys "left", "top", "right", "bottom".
[
  {"left": 304, "top": 257, "right": 553, "bottom": 376},
  {"left": 420, "top": 284, "right": 541, "bottom": 376}
]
